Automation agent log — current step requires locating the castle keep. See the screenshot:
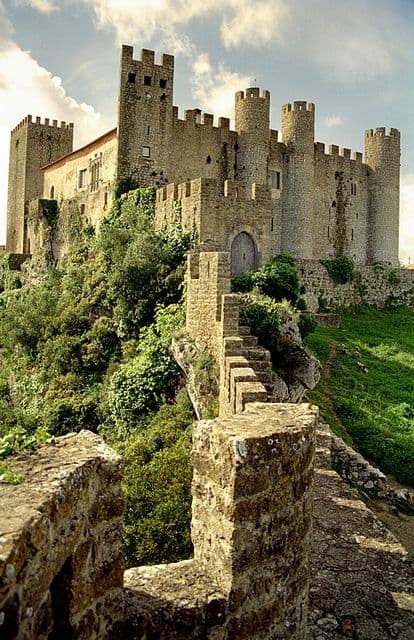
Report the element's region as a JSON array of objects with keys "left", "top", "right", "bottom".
[{"left": 6, "top": 45, "right": 400, "bottom": 268}]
